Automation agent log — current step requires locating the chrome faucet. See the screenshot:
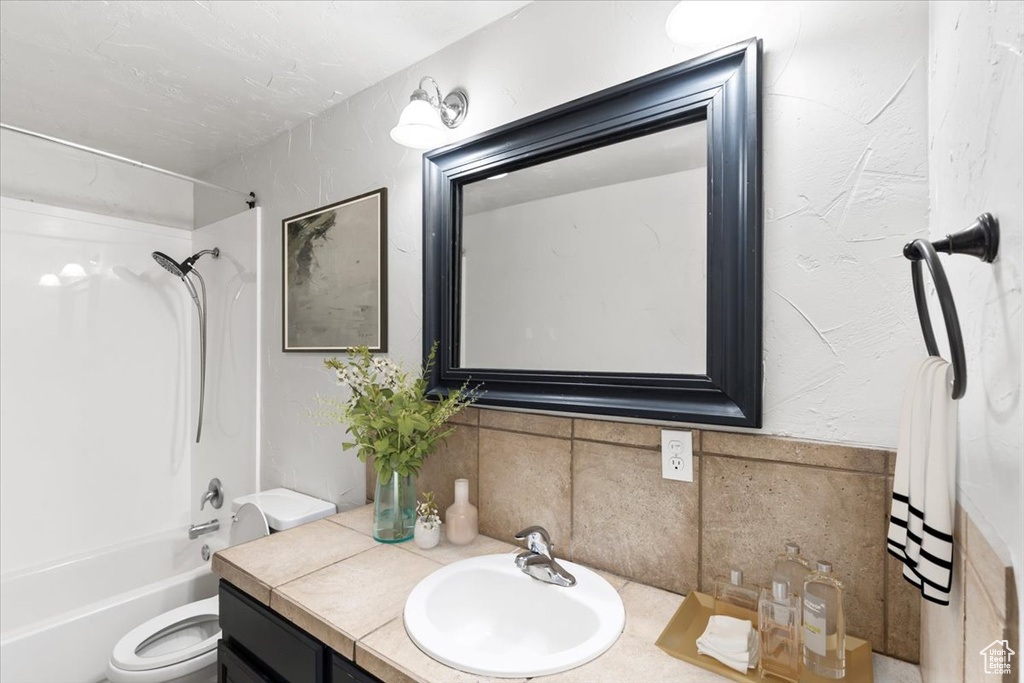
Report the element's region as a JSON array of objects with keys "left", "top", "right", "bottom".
[
  {"left": 514, "top": 526, "right": 576, "bottom": 587},
  {"left": 188, "top": 519, "right": 220, "bottom": 540},
  {"left": 200, "top": 478, "right": 223, "bottom": 510}
]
